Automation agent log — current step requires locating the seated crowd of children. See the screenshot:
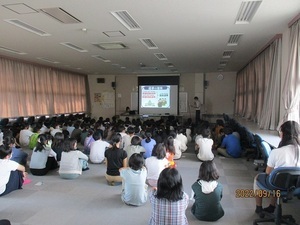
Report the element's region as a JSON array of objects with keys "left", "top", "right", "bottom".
[{"left": 0, "top": 114, "right": 247, "bottom": 223}]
